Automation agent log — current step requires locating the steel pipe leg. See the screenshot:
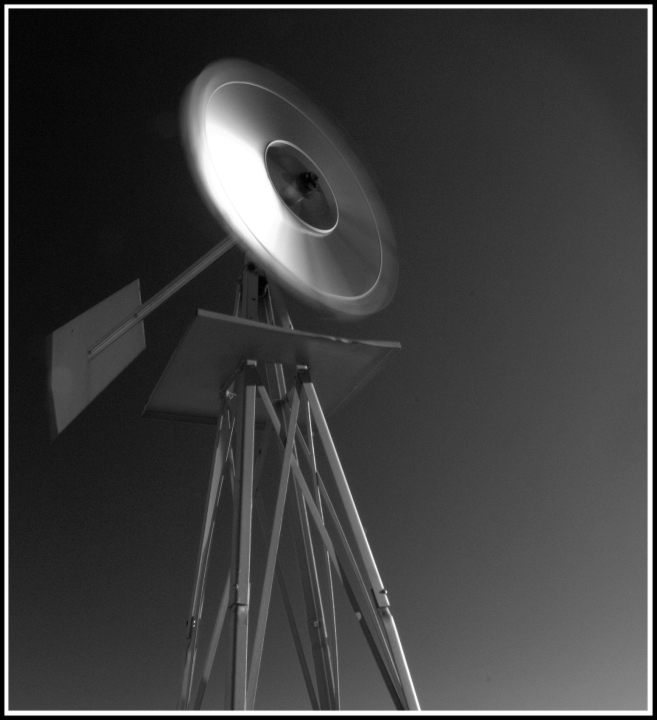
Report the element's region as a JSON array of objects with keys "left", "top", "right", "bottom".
[
  {"left": 254, "top": 492, "right": 319, "bottom": 710},
  {"left": 290, "top": 467, "right": 336, "bottom": 709},
  {"left": 246, "top": 385, "right": 301, "bottom": 708},
  {"left": 192, "top": 572, "right": 231, "bottom": 710},
  {"left": 224, "top": 361, "right": 257, "bottom": 709},
  {"left": 271, "top": 375, "right": 336, "bottom": 709},
  {"left": 301, "top": 369, "right": 421, "bottom": 710},
  {"left": 305, "top": 398, "right": 340, "bottom": 708},
  {"left": 288, "top": 446, "right": 406, "bottom": 709},
  {"left": 179, "top": 403, "right": 233, "bottom": 709}
]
